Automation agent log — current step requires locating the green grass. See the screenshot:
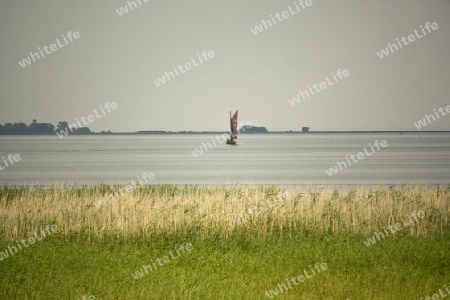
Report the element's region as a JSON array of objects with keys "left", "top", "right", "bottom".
[
  {"left": 1, "top": 185, "right": 450, "bottom": 299},
  {"left": 1, "top": 235, "right": 450, "bottom": 299}
]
